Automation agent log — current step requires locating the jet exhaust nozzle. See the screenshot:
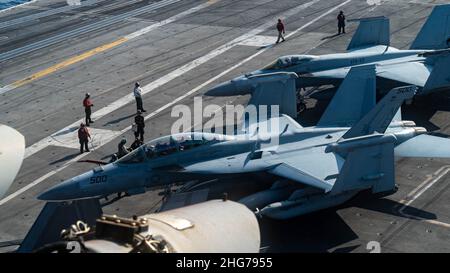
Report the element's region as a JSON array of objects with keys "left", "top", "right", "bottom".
[{"left": 389, "top": 120, "right": 417, "bottom": 127}]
